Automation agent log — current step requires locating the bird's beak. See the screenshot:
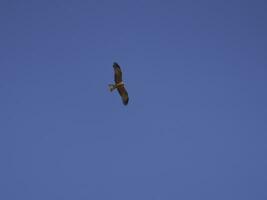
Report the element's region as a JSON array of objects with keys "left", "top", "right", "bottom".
[{"left": 108, "top": 84, "right": 115, "bottom": 92}]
